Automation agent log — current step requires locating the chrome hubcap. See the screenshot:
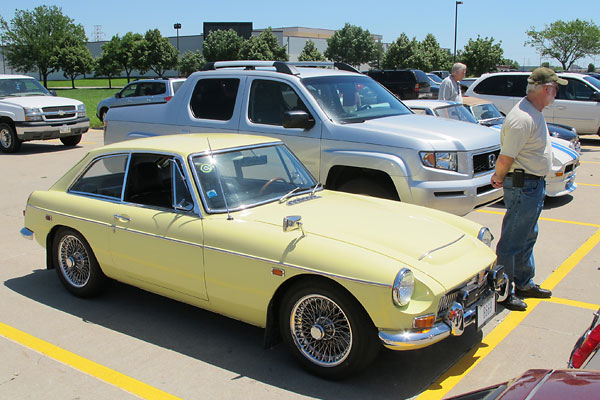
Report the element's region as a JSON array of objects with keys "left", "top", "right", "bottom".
[
  {"left": 58, "top": 235, "right": 90, "bottom": 288},
  {"left": 0, "top": 128, "right": 11, "bottom": 148},
  {"left": 290, "top": 294, "right": 352, "bottom": 367}
]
